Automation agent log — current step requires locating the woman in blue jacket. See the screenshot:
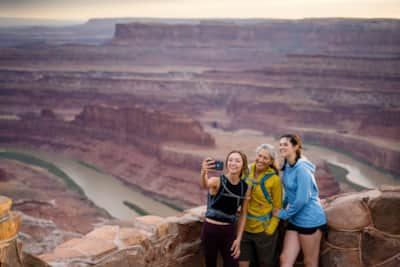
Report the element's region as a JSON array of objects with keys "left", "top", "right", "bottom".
[{"left": 272, "top": 134, "right": 326, "bottom": 267}]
